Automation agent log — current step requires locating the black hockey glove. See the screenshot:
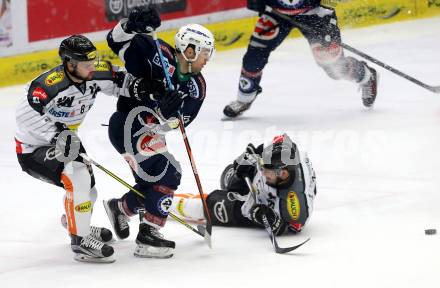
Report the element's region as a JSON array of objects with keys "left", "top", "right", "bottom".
[
  {"left": 250, "top": 204, "right": 284, "bottom": 235},
  {"left": 247, "top": 0, "right": 266, "bottom": 15},
  {"left": 128, "top": 78, "right": 166, "bottom": 103},
  {"left": 246, "top": 143, "right": 264, "bottom": 156},
  {"left": 125, "top": 6, "right": 161, "bottom": 33},
  {"left": 158, "top": 90, "right": 183, "bottom": 119},
  {"left": 233, "top": 149, "right": 257, "bottom": 179}
]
